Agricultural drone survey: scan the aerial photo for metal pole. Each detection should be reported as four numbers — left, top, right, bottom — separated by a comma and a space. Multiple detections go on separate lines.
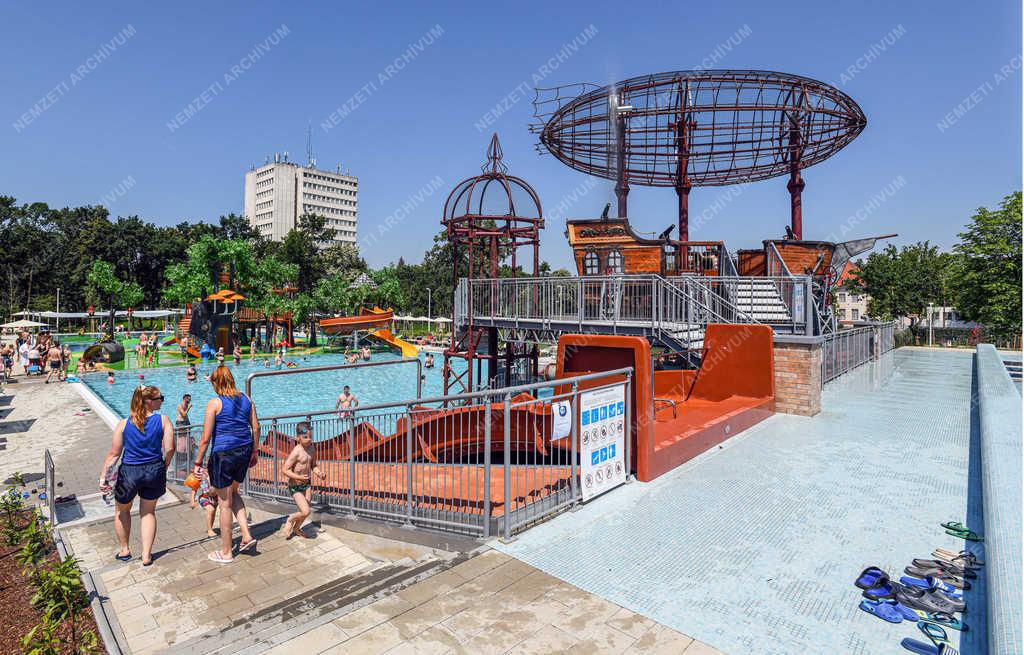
570, 382, 579, 502
502, 394, 512, 542
624, 374, 633, 481
483, 401, 492, 538
928, 302, 934, 346
427, 288, 432, 321
55, 288, 60, 334
405, 404, 414, 526
348, 415, 357, 517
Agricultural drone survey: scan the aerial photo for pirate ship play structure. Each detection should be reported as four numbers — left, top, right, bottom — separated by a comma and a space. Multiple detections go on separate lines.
199, 70, 900, 537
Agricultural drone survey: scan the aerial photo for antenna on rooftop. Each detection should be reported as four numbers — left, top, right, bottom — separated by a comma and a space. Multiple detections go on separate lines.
306, 121, 316, 168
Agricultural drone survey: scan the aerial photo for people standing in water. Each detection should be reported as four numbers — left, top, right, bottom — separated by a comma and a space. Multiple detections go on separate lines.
186, 363, 197, 382
249, 341, 256, 360
192, 365, 260, 564
233, 344, 242, 365
335, 386, 359, 417
424, 353, 435, 369
98, 385, 175, 566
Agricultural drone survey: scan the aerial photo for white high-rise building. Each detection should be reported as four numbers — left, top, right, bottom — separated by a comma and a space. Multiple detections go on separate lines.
244, 155, 358, 246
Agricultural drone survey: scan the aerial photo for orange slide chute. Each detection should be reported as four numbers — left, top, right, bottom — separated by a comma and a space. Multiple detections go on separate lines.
164, 336, 200, 359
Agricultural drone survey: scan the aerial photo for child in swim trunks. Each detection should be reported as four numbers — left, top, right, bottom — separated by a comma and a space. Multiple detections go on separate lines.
280, 422, 325, 539
189, 468, 219, 536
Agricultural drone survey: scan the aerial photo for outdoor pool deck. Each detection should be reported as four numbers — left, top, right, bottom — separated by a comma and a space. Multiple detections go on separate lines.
494, 348, 989, 654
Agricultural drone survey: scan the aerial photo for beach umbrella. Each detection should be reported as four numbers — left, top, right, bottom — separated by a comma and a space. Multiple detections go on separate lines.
1, 319, 47, 328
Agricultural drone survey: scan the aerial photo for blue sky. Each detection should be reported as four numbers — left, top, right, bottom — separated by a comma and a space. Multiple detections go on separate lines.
1, 1, 1020, 269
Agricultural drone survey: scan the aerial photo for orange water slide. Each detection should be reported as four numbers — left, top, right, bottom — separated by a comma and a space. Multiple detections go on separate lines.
163, 336, 201, 359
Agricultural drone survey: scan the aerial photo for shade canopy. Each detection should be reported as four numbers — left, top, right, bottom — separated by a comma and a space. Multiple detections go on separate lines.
1, 319, 47, 328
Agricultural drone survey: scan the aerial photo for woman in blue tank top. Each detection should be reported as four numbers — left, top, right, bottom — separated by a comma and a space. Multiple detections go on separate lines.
98, 385, 174, 566
193, 365, 261, 564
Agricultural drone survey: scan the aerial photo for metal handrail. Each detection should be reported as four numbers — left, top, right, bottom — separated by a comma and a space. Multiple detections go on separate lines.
766, 241, 794, 277
256, 366, 635, 422
245, 357, 423, 415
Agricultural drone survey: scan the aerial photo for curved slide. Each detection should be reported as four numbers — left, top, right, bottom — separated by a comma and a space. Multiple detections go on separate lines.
164, 336, 201, 359
367, 328, 419, 358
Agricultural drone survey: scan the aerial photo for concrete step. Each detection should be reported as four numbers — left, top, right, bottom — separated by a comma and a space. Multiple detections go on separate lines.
174, 551, 462, 655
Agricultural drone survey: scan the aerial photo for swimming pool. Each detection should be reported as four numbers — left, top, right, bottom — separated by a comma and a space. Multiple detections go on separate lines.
82, 352, 461, 422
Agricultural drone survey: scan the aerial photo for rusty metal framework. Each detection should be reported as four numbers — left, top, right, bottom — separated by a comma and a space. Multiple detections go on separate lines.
442, 134, 544, 396
532, 70, 866, 240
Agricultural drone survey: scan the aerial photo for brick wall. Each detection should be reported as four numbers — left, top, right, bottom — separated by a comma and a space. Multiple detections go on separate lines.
773, 339, 822, 416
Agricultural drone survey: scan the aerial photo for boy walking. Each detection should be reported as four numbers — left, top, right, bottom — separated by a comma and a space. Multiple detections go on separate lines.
280, 422, 324, 538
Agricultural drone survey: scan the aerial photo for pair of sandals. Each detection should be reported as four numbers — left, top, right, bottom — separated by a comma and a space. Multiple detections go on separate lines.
114, 551, 153, 567
207, 538, 258, 564
941, 521, 983, 542
901, 621, 960, 654
933, 548, 984, 570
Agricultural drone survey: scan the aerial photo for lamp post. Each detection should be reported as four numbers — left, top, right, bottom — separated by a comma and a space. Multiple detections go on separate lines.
928, 302, 934, 347
55, 288, 60, 334
426, 288, 432, 321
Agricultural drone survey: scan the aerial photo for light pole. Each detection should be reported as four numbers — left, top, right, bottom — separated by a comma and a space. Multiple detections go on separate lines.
55, 287, 60, 334
426, 288, 432, 321
928, 302, 934, 347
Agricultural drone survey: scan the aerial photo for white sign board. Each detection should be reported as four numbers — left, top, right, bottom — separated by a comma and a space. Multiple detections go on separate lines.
551, 400, 572, 441
579, 383, 627, 501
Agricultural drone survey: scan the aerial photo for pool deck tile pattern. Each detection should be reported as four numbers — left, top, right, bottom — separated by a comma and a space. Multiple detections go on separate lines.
494, 349, 989, 655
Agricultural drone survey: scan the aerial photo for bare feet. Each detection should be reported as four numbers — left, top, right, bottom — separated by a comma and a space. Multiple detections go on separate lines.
206, 530, 216, 537
279, 519, 293, 538
293, 525, 311, 539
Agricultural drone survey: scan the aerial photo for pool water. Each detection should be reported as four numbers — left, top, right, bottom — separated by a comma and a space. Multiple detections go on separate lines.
82, 352, 460, 421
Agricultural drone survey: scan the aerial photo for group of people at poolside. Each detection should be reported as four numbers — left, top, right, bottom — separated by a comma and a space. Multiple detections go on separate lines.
99, 362, 363, 565
1, 330, 73, 383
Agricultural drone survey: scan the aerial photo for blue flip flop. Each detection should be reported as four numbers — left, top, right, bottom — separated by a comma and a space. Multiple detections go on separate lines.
855, 566, 887, 589
917, 613, 967, 632
859, 599, 903, 623
114, 552, 132, 562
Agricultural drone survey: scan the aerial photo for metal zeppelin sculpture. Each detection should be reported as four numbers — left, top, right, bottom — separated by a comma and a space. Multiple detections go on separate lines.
532, 69, 867, 240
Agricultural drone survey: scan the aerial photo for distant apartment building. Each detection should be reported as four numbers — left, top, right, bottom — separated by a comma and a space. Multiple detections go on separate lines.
244, 154, 358, 246
836, 263, 979, 330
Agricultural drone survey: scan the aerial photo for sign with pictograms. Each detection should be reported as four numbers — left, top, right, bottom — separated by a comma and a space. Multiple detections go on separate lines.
579, 383, 627, 501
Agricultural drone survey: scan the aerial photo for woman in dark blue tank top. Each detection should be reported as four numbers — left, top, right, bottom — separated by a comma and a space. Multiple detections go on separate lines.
193, 365, 261, 564
98, 385, 174, 566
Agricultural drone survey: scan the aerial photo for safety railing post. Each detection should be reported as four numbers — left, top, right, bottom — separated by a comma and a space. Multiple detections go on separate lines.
347, 415, 357, 517
804, 276, 814, 335
405, 403, 414, 526
502, 393, 513, 542
624, 372, 633, 482
570, 382, 579, 503
483, 401, 492, 538
271, 418, 279, 499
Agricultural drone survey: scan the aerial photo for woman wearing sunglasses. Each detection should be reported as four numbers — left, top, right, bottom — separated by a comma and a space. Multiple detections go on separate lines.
99, 385, 175, 567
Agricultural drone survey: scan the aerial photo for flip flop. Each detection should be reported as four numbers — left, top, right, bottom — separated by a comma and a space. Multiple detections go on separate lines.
945, 528, 984, 542
933, 549, 984, 568
940, 521, 967, 532
114, 552, 132, 562
900, 638, 959, 655
855, 566, 887, 589
918, 613, 967, 632
208, 551, 233, 564
859, 599, 902, 623
919, 621, 954, 649
912, 559, 976, 579
904, 567, 971, 589
237, 538, 258, 553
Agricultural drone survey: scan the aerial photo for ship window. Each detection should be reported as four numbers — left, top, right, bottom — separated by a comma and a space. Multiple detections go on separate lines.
583, 251, 600, 275
606, 250, 623, 274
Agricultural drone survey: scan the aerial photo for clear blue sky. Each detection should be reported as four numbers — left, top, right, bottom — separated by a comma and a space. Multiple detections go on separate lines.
1, 1, 1020, 269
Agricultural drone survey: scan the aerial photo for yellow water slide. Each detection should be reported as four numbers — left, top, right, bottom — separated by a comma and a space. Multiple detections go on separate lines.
367, 328, 419, 358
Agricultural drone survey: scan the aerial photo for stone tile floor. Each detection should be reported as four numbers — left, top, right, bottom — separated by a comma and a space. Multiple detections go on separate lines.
267, 549, 721, 655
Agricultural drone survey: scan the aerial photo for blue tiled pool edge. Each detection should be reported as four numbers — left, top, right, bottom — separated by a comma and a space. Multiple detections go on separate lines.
975, 344, 1023, 653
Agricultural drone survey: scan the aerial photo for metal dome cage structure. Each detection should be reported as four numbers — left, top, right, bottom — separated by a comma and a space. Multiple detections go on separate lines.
532, 69, 867, 240
442, 134, 545, 396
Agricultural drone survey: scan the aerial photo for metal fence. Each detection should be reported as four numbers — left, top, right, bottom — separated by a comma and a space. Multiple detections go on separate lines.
822, 322, 897, 384
169, 367, 634, 539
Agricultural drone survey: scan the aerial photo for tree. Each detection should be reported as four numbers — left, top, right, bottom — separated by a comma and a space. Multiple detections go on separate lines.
86, 260, 143, 337
845, 242, 955, 337
953, 191, 1022, 340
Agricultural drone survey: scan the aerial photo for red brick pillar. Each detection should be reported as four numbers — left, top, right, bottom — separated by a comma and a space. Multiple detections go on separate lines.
772, 336, 823, 416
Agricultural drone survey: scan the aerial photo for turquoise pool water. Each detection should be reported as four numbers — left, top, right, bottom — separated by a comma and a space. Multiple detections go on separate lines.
82, 352, 460, 421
